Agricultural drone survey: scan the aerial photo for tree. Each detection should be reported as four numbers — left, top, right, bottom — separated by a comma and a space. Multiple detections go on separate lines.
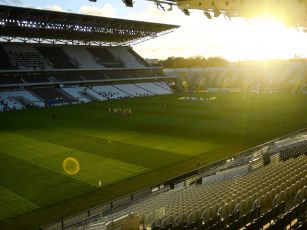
158, 56, 230, 68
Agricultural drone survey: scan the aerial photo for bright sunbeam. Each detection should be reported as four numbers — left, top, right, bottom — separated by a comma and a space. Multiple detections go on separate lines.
215, 16, 307, 61
134, 8, 307, 61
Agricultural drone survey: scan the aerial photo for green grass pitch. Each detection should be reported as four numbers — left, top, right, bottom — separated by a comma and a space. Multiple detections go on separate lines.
0, 92, 306, 229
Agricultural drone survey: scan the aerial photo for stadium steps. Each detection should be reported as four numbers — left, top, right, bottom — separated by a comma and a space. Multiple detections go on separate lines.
133, 83, 156, 95
61, 87, 91, 103
136, 83, 172, 95
55, 88, 77, 102
89, 154, 307, 230
88, 87, 109, 100
111, 84, 134, 97
81, 89, 101, 102
20, 78, 27, 84
86, 88, 108, 101
27, 89, 45, 103
153, 82, 173, 93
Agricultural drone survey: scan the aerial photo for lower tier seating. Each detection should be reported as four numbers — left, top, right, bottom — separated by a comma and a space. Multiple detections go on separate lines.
31, 87, 76, 105
85, 153, 307, 230
0, 82, 173, 111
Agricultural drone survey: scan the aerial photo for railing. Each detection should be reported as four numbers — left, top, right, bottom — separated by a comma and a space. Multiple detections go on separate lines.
42, 127, 307, 230
0, 76, 177, 89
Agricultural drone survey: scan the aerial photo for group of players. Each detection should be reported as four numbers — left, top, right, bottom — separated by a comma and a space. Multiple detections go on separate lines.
108, 107, 132, 116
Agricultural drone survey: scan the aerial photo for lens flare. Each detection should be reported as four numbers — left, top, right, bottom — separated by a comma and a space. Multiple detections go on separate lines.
63, 157, 80, 175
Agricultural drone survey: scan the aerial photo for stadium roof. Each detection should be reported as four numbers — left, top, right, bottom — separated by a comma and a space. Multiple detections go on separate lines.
0, 5, 179, 46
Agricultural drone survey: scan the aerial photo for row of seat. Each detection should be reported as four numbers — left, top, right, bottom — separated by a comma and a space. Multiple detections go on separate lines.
0, 44, 151, 70
0, 70, 164, 86
0, 82, 173, 111
86, 154, 306, 230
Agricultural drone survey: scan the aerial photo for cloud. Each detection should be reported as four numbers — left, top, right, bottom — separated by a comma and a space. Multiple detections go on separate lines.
45, 5, 67, 12
79, 4, 116, 18
0, 0, 24, 6
131, 7, 230, 58
126, 5, 307, 61
126, 5, 185, 24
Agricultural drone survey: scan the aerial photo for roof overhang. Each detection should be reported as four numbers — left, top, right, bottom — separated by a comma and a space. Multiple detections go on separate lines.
0, 5, 179, 46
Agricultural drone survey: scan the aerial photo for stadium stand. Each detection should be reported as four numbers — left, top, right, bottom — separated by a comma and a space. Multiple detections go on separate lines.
115, 84, 154, 97
108, 47, 148, 69
0, 4, 176, 113
30, 87, 76, 105
2, 43, 52, 70
0, 4, 306, 230
127, 47, 151, 67
36, 46, 78, 69
62, 86, 109, 103
61, 87, 92, 103
135, 83, 172, 95
0, 75, 23, 85
0, 90, 44, 108
22, 75, 51, 84
164, 61, 307, 93
61, 46, 103, 69
65, 131, 306, 230
0, 46, 16, 70
0, 91, 25, 110
87, 47, 125, 68
54, 73, 84, 82
91, 85, 131, 100
0, 45, 152, 71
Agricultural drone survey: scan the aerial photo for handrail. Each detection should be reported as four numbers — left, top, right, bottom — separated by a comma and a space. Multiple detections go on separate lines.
42, 127, 307, 230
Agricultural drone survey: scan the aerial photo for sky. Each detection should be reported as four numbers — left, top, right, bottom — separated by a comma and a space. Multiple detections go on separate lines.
1, 0, 307, 61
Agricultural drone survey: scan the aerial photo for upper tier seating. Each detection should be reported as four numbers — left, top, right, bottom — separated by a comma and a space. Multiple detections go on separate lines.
36, 46, 78, 69
105, 71, 131, 79
127, 47, 151, 67
3, 44, 52, 70
0, 44, 154, 72
108, 47, 148, 69
82, 72, 109, 81
0, 76, 23, 85
0, 46, 16, 70
87, 48, 125, 68
54, 73, 83, 82
62, 47, 103, 69
22, 76, 51, 84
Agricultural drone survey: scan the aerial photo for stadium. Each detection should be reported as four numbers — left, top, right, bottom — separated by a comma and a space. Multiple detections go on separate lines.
0, 1, 306, 230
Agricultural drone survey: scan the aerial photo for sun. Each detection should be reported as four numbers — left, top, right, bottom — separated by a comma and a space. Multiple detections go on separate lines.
224, 16, 306, 61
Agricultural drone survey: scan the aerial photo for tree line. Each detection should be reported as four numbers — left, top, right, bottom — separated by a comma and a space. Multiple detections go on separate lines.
157, 56, 230, 68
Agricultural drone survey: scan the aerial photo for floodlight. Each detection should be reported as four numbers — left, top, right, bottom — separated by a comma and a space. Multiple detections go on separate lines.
123, 0, 134, 7
168, 4, 173, 11
214, 9, 221, 17
203, 11, 212, 19
182, 9, 190, 16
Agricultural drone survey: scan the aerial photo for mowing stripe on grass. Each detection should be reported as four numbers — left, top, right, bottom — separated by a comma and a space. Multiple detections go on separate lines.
0, 185, 38, 221
1, 126, 188, 169
0, 132, 149, 187
0, 152, 94, 207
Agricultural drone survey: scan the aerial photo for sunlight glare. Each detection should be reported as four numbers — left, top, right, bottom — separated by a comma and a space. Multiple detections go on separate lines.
223, 16, 305, 60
